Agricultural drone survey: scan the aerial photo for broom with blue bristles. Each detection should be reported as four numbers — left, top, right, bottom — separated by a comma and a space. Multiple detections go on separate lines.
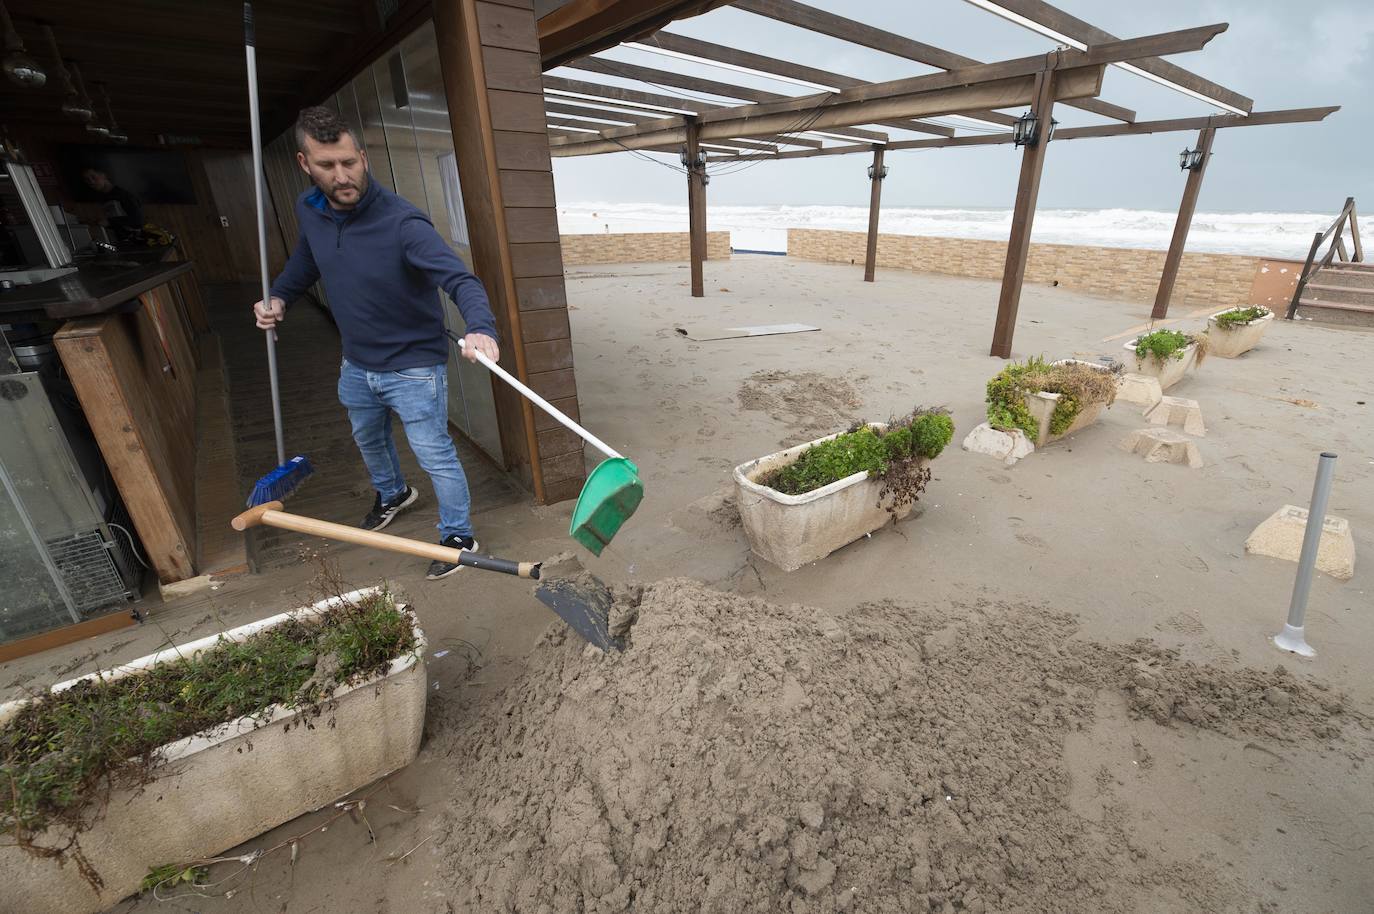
245, 1, 312, 507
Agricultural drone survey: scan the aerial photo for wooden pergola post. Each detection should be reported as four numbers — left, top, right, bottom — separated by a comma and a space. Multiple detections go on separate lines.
990, 68, 1056, 359
1152, 126, 1216, 319
864, 145, 886, 282
686, 118, 706, 297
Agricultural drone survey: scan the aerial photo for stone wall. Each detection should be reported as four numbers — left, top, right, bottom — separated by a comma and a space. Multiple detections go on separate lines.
560, 231, 732, 265
787, 228, 1267, 308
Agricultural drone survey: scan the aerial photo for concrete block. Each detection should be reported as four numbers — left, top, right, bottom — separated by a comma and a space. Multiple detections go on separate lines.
962, 421, 1035, 466
1145, 395, 1206, 436
1245, 505, 1355, 581
1116, 372, 1163, 409
1119, 427, 1204, 468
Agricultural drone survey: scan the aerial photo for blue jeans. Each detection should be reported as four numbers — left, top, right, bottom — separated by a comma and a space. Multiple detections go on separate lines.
338, 358, 472, 540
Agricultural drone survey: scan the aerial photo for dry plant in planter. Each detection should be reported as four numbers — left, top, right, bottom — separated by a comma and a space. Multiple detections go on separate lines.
986, 357, 1122, 441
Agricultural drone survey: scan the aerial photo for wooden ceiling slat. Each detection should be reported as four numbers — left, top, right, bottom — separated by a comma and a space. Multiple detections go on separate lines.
638, 31, 956, 136
976, 0, 1253, 114
733, 0, 1137, 123
713, 106, 1339, 161
563, 57, 890, 143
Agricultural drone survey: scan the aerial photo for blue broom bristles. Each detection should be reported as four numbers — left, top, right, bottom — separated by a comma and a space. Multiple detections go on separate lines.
247, 455, 314, 507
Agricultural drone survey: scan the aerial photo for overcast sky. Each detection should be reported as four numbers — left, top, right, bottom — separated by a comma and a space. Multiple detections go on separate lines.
549, 0, 1372, 213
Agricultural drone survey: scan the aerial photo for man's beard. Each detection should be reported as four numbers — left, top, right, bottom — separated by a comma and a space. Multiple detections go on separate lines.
319, 172, 368, 208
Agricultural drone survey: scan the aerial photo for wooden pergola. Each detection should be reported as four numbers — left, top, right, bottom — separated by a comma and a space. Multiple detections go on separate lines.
533, 0, 1339, 358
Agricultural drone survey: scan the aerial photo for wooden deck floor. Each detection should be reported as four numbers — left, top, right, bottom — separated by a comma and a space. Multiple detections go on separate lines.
204, 283, 525, 570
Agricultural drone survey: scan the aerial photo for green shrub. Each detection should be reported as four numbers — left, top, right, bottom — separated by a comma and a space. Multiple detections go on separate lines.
1134, 329, 1193, 361
760, 407, 954, 502
1213, 306, 1270, 329
766, 425, 888, 495
911, 412, 955, 459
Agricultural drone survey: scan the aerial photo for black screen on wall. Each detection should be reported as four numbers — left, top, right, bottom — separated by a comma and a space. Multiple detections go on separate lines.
57, 145, 198, 205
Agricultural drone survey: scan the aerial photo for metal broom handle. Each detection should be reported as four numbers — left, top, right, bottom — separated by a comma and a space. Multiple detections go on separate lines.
245, 2, 286, 467
446, 330, 622, 461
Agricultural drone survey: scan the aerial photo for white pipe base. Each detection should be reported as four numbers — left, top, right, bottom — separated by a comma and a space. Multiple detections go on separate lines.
1273, 623, 1316, 658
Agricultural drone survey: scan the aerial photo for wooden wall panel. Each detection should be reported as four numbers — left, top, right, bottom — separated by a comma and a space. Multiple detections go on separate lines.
515, 276, 568, 310
477, 2, 542, 52
201, 149, 291, 281
438, 0, 582, 503
53, 289, 200, 583
504, 207, 560, 244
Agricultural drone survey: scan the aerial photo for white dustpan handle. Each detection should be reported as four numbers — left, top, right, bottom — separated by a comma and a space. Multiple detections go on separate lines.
456, 338, 623, 461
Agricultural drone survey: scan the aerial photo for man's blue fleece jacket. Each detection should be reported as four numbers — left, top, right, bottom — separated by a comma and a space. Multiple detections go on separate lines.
270, 178, 498, 371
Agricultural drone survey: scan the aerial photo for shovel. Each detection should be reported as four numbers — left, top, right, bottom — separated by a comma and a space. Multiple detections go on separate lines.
231, 502, 623, 650
447, 331, 642, 555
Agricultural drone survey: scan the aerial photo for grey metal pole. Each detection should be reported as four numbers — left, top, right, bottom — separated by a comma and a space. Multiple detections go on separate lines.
1274, 452, 1337, 657
245, 2, 287, 467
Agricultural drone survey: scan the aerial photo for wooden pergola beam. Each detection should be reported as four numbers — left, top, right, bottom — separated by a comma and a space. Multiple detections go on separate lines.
733, 0, 1138, 123
709, 106, 1340, 161
991, 69, 1056, 359
970, 0, 1253, 114
864, 146, 886, 283
543, 73, 715, 112
635, 31, 956, 136
550, 65, 1104, 155
551, 24, 1229, 157
561, 57, 892, 143
1152, 127, 1216, 319
686, 119, 707, 296
538, 0, 733, 69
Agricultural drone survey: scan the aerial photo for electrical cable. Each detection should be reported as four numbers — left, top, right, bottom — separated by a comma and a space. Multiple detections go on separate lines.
108, 522, 152, 569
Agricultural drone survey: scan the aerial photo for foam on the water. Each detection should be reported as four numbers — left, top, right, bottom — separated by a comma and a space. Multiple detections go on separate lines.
557, 202, 1331, 259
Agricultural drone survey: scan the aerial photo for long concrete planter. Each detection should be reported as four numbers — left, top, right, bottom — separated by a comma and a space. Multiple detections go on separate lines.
1022, 358, 1114, 447
1206, 307, 1274, 358
1122, 339, 1198, 391
734, 424, 922, 572
0, 587, 427, 914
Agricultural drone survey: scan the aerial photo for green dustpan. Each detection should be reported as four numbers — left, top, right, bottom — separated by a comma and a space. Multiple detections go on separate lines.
571, 458, 644, 555
447, 332, 644, 555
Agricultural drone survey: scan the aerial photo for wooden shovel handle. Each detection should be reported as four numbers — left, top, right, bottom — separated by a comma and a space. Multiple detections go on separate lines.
230, 503, 540, 579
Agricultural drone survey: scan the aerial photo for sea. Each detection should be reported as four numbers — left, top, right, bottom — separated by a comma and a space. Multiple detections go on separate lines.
555, 202, 1332, 260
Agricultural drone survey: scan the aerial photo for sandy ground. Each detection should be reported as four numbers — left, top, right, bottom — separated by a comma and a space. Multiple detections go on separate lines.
3, 256, 1371, 913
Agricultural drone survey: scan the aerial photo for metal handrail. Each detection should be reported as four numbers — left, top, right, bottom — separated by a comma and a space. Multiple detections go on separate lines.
1288, 197, 1363, 319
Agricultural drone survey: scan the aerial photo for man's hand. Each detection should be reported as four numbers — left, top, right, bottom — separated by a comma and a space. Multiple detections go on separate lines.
462, 333, 499, 364
253, 296, 286, 330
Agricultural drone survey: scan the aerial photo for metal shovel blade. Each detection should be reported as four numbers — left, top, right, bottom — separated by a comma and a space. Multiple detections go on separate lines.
535, 574, 624, 651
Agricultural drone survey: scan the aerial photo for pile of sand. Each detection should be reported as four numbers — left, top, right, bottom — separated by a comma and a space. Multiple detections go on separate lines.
738, 370, 866, 446
435, 581, 1355, 914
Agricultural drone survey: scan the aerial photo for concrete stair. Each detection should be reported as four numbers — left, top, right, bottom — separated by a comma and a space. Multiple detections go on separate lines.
1296, 261, 1374, 327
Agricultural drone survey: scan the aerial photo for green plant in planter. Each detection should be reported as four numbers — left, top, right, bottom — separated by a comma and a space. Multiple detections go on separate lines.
1133, 328, 1211, 366
985, 357, 1121, 440
761, 407, 954, 516
1212, 305, 1271, 329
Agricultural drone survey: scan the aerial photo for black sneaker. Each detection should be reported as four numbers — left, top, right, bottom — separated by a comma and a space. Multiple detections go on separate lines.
427, 534, 478, 580
361, 487, 418, 532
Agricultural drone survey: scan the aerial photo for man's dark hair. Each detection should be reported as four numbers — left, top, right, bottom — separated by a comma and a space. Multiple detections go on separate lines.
295, 106, 356, 152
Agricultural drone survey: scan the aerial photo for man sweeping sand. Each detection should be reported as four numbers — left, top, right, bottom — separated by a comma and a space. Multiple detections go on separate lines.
253, 106, 498, 579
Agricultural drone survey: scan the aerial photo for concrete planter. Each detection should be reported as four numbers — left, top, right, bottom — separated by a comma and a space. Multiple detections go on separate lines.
1021, 359, 1115, 447
1122, 339, 1198, 391
734, 424, 923, 572
0, 587, 427, 914
1206, 308, 1274, 358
